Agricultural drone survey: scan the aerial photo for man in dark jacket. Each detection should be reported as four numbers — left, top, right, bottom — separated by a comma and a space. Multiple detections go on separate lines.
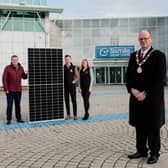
126, 30, 166, 164
64, 54, 79, 120
2, 55, 27, 125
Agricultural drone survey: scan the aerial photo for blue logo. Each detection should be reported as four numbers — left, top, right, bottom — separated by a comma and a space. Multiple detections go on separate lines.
96, 46, 135, 59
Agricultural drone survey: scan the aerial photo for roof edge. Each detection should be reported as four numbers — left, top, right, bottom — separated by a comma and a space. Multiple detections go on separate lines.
0, 4, 63, 13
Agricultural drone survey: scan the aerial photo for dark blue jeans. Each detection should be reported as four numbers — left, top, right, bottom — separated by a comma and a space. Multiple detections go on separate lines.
6, 92, 22, 121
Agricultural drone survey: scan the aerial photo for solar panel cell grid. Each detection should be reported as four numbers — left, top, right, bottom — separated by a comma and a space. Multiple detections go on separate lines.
28, 48, 64, 122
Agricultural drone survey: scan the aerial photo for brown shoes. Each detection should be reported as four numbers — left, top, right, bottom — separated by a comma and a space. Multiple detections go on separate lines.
74, 115, 78, 120
65, 115, 78, 120
65, 115, 71, 120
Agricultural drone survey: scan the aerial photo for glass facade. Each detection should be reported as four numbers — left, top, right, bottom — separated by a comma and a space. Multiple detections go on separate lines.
0, 4, 48, 87
0, 11, 168, 85
55, 17, 168, 84
0, 10, 45, 32
0, 0, 47, 6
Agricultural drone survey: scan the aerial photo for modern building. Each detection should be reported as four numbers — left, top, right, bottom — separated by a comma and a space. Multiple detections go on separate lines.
0, 0, 63, 86
54, 18, 168, 84
0, 0, 168, 86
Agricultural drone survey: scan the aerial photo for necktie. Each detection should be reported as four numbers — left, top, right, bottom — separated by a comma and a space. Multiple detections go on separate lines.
140, 52, 144, 61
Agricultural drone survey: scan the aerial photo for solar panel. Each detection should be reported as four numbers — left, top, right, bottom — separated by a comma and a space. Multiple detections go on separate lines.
28, 48, 64, 122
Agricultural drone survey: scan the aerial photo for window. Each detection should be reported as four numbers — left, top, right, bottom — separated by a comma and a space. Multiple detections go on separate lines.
13, 19, 23, 31
11, 0, 20, 4
25, 0, 32, 5
24, 21, 34, 32
40, 0, 47, 6
32, 0, 40, 5
0, 11, 45, 32
82, 19, 91, 28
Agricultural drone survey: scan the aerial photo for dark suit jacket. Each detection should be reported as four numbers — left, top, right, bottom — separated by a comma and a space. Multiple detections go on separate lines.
126, 47, 166, 129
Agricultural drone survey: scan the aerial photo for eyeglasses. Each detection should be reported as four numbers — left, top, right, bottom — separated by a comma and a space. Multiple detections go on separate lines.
139, 37, 150, 41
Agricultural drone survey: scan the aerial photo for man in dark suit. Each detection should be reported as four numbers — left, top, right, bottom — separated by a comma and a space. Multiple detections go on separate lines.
126, 30, 166, 164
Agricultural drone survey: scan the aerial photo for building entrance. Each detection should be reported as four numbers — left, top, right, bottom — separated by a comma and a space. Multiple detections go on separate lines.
94, 66, 127, 84
95, 67, 105, 84
110, 67, 121, 84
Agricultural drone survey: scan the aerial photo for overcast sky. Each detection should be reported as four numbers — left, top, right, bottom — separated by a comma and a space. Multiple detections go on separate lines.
48, 0, 168, 19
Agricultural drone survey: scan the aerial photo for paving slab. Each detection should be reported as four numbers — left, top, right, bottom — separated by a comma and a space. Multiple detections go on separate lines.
0, 85, 168, 168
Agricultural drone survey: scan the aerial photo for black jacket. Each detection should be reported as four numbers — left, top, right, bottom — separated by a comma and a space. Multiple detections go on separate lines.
64, 63, 76, 88
80, 68, 91, 91
126, 47, 166, 129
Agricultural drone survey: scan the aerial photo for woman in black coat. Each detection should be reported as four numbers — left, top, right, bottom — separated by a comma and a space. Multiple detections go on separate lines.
79, 59, 94, 120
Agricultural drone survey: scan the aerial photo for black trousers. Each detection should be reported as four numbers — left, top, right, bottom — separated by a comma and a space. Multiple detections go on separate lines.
136, 127, 160, 157
6, 92, 22, 121
81, 90, 90, 115
64, 86, 77, 116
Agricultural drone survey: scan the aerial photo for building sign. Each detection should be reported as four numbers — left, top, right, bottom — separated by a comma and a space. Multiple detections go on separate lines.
95, 45, 135, 59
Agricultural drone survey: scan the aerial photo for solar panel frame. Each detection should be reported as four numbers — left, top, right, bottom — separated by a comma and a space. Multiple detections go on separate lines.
28, 48, 64, 122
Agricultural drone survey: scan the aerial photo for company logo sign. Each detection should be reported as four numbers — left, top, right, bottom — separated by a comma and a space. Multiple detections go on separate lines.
96, 46, 135, 59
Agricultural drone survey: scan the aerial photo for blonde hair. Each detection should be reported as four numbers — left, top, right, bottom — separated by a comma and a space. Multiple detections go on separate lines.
81, 59, 90, 69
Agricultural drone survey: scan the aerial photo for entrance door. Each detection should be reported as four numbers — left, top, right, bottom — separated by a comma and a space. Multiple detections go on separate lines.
123, 67, 127, 83
95, 67, 105, 84
110, 67, 121, 84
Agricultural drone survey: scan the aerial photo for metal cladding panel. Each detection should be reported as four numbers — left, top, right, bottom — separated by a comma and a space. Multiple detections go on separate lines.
28, 48, 64, 122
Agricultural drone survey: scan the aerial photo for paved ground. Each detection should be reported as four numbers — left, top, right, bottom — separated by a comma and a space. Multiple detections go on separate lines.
0, 85, 168, 168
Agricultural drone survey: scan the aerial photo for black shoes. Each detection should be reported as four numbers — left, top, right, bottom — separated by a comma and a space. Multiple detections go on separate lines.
6, 120, 11, 125
147, 155, 158, 164
82, 113, 89, 120
17, 120, 24, 123
128, 152, 158, 164
128, 152, 148, 159
6, 120, 24, 125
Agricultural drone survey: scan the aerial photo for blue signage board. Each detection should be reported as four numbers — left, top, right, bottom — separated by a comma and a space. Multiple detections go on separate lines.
95, 45, 135, 59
